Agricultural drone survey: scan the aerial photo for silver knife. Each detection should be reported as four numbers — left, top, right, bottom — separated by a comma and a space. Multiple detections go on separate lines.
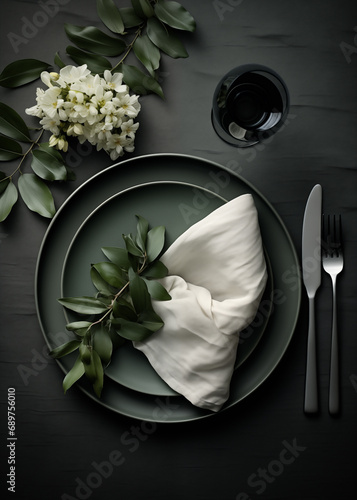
302, 184, 322, 413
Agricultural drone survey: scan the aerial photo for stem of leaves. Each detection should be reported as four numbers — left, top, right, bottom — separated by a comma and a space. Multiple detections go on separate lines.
111, 26, 143, 73
87, 252, 147, 331
3, 129, 44, 180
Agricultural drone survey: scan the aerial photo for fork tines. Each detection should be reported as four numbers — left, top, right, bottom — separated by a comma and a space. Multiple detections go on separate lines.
322, 214, 342, 257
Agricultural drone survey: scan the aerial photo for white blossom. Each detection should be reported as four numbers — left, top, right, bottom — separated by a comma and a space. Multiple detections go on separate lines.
117, 93, 141, 118
25, 64, 140, 159
36, 87, 64, 120
49, 134, 68, 152
121, 119, 140, 139
39, 115, 61, 135
57, 64, 91, 85
103, 70, 127, 93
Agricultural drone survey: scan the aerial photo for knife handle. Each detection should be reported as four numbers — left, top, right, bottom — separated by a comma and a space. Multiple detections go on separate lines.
304, 297, 318, 413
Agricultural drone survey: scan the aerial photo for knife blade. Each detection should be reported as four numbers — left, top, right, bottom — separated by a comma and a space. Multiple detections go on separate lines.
302, 184, 322, 414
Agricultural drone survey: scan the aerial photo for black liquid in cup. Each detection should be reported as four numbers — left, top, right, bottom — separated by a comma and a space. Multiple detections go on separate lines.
212, 64, 289, 147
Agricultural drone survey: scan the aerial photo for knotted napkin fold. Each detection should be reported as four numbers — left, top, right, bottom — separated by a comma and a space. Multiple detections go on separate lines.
134, 194, 267, 412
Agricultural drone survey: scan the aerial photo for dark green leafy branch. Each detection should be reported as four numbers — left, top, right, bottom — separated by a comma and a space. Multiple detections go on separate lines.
0, 102, 73, 222
0, 1, 196, 222
0, 0, 196, 96
51, 215, 171, 397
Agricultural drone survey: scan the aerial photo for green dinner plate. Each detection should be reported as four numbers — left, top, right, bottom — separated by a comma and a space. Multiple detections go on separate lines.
35, 153, 301, 422
61, 181, 274, 397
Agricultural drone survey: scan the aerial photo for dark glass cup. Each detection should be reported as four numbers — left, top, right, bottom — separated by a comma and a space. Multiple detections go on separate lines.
212, 64, 290, 148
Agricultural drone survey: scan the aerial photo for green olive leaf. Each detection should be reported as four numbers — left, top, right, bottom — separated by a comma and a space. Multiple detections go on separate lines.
31, 149, 67, 181
142, 277, 171, 301
131, 0, 154, 19
0, 181, 18, 222
90, 266, 117, 295
49, 339, 82, 358
128, 268, 151, 313
135, 214, 149, 252
101, 246, 131, 270
0, 172, 9, 195
111, 297, 137, 321
133, 34, 161, 76
39, 143, 75, 180
63, 355, 85, 394
58, 296, 108, 315
142, 260, 168, 279
121, 63, 164, 98
92, 261, 127, 288
147, 17, 188, 58
38, 142, 65, 162
79, 342, 92, 365
66, 321, 92, 336
154, 0, 196, 32
146, 225, 165, 262
138, 309, 165, 332
18, 173, 55, 218
122, 232, 144, 257
66, 46, 112, 74
0, 136, 22, 161
97, 0, 125, 34
111, 317, 153, 342
92, 350, 104, 397
119, 7, 143, 28
0, 59, 50, 88
96, 294, 112, 306
65, 24, 126, 56
83, 352, 97, 382
108, 326, 126, 349
0, 102, 31, 142
93, 324, 113, 365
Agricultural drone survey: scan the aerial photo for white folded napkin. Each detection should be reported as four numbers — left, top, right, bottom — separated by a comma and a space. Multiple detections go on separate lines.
134, 194, 267, 412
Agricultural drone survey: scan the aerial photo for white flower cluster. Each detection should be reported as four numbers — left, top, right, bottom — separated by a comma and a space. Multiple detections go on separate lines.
26, 64, 141, 160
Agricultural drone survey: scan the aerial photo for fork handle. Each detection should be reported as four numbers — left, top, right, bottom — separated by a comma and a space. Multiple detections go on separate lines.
304, 296, 318, 413
329, 277, 339, 415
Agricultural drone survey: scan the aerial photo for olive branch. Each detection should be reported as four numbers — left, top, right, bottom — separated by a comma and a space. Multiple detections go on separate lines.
51, 214, 171, 397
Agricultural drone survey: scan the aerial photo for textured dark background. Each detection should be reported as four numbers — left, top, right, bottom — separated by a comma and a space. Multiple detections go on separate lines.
0, 1, 356, 499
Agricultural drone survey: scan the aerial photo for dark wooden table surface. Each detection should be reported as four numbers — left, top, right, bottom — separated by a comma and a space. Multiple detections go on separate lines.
1, 1, 356, 499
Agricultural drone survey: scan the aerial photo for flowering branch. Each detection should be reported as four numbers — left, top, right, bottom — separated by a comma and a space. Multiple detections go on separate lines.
0, 1, 196, 223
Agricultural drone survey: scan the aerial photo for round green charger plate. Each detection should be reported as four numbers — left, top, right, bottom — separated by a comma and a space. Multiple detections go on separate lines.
35, 153, 301, 422
61, 181, 274, 397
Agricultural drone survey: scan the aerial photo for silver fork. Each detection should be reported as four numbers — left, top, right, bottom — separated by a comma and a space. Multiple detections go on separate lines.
322, 214, 344, 415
